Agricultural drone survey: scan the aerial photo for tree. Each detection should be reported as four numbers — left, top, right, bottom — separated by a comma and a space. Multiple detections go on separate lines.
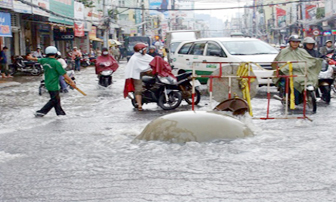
77, 0, 95, 8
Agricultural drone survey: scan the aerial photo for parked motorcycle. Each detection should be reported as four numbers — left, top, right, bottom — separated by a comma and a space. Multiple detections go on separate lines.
95, 54, 119, 87
39, 70, 76, 95
129, 75, 183, 110
9, 56, 43, 76
80, 53, 90, 67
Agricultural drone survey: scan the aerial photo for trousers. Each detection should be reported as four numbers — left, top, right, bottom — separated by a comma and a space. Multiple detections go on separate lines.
37, 91, 66, 115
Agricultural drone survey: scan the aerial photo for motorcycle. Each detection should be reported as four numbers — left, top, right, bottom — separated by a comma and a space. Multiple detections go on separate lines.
175, 72, 202, 105
129, 75, 183, 110
80, 53, 90, 67
9, 56, 43, 76
39, 70, 76, 95
95, 55, 119, 87
274, 78, 317, 113
317, 59, 334, 104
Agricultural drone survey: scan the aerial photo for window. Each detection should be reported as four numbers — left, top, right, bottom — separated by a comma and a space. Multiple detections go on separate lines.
178, 42, 193, 54
206, 42, 226, 57
189, 43, 206, 55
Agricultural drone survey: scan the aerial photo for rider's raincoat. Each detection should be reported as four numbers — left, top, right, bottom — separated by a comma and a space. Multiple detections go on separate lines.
272, 47, 322, 92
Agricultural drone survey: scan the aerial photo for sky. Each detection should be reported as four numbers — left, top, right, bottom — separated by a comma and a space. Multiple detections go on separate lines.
194, 1, 252, 23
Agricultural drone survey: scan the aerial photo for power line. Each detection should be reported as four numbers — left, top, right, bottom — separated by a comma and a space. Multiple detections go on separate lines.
117, 0, 321, 11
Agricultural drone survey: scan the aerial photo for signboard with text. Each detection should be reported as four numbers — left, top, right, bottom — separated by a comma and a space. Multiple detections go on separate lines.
0, 12, 12, 37
49, 0, 74, 25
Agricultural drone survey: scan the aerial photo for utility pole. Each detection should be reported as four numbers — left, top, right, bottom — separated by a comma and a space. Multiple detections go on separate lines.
103, 0, 109, 47
142, 0, 145, 36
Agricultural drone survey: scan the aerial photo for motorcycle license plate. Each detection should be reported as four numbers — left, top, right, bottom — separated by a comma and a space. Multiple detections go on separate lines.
190, 80, 201, 87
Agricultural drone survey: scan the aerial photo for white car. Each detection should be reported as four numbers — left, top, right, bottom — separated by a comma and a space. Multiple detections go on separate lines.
171, 37, 279, 86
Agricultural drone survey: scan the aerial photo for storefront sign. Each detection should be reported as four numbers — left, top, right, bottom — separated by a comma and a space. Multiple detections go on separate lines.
0, 12, 12, 37
332, 30, 336, 35
54, 29, 74, 41
49, 0, 74, 25
0, 0, 13, 9
74, 22, 84, 37
323, 31, 332, 36
32, 0, 50, 17
14, 0, 32, 13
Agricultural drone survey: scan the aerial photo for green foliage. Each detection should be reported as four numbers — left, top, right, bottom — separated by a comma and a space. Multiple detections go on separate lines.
316, 7, 325, 19
77, 0, 95, 8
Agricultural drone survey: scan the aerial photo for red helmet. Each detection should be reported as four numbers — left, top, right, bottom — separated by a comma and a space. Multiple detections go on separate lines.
133, 43, 147, 52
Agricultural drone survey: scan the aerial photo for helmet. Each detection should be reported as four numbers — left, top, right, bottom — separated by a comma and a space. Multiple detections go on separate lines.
133, 43, 147, 53
56, 51, 61, 57
288, 35, 301, 42
102, 47, 109, 56
45, 46, 58, 55
302, 37, 316, 44
280, 44, 287, 47
149, 46, 156, 50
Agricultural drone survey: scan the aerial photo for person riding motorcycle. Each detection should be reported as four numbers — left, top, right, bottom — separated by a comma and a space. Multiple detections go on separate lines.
148, 46, 162, 58
272, 35, 322, 106
320, 40, 334, 56
95, 47, 118, 75
123, 43, 153, 111
302, 37, 322, 58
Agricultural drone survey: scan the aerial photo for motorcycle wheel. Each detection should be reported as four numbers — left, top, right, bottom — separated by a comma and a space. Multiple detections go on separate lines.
306, 91, 317, 113
8, 65, 16, 75
30, 65, 42, 76
320, 85, 331, 103
184, 88, 201, 105
81, 62, 89, 67
158, 91, 182, 110
332, 79, 336, 93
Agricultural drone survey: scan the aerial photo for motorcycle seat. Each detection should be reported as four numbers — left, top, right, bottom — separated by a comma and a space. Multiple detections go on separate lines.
142, 76, 156, 85
176, 72, 192, 82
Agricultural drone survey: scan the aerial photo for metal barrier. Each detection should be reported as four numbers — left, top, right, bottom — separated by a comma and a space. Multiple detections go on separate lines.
190, 61, 312, 120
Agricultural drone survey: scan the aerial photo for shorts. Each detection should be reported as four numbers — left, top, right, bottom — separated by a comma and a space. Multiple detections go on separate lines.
0, 63, 7, 72
133, 79, 143, 95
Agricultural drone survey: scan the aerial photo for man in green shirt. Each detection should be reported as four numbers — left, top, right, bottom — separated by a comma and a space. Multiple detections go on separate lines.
28, 46, 76, 117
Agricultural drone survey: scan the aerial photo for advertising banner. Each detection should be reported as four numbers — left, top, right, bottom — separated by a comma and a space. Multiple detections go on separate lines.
276, 7, 286, 27
14, 0, 32, 13
149, 0, 169, 19
0, 12, 12, 37
0, 0, 13, 9
32, 0, 49, 17
49, 0, 74, 25
74, 1, 84, 37
305, 5, 317, 20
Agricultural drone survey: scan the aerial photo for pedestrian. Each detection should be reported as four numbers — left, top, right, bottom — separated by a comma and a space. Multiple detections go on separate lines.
71, 46, 82, 71
32, 47, 43, 58
124, 43, 153, 111
111, 45, 121, 62
0, 46, 12, 78
27, 46, 76, 117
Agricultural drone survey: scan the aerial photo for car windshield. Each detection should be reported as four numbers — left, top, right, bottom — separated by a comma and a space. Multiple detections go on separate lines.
170, 42, 182, 53
221, 40, 278, 55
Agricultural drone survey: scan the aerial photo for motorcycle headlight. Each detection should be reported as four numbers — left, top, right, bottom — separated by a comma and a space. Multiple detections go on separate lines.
101, 70, 113, 76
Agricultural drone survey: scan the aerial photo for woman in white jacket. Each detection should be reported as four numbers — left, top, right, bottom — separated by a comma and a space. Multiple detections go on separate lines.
57, 51, 69, 93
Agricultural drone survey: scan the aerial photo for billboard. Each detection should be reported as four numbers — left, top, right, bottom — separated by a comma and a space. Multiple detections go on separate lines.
149, 0, 169, 19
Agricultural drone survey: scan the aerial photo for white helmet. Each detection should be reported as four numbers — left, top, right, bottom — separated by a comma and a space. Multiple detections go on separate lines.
57, 51, 61, 57
45, 46, 58, 55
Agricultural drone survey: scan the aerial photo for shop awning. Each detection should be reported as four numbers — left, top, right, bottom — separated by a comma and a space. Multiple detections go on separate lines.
89, 36, 103, 42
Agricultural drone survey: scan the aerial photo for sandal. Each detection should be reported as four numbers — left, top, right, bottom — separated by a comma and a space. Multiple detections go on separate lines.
138, 106, 143, 111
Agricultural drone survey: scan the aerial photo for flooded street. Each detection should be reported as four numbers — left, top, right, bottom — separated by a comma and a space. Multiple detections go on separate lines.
1, 61, 336, 201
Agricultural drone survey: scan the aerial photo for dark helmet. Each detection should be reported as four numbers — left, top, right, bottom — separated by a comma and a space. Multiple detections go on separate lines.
133, 43, 147, 52
288, 35, 301, 42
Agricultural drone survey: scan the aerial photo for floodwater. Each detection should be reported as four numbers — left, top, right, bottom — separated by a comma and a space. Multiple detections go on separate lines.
1, 61, 336, 201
